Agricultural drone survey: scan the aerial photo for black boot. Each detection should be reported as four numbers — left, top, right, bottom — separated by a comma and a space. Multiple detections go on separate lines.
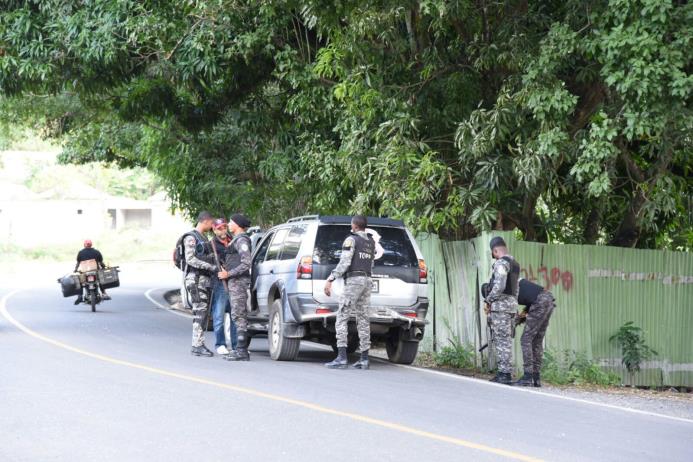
533, 372, 542, 388
74, 296, 83, 305
191, 345, 214, 357
225, 332, 250, 361
513, 372, 534, 387
489, 372, 512, 384
325, 347, 348, 369
351, 350, 370, 370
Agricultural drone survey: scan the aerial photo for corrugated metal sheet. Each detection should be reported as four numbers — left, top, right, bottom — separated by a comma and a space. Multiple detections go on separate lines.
415, 232, 693, 386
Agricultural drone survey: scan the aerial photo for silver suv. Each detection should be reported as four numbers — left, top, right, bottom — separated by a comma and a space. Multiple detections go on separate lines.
249, 215, 429, 364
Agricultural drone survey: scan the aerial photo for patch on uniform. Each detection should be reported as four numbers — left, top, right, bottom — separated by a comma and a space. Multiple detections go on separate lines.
342, 237, 354, 250
241, 243, 249, 252
496, 264, 508, 276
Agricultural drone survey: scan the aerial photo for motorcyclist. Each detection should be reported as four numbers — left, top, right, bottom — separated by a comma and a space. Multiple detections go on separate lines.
74, 239, 110, 304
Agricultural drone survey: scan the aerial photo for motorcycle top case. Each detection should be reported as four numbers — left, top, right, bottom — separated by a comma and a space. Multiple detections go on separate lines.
59, 274, 82, 298
98, 267, 120, 289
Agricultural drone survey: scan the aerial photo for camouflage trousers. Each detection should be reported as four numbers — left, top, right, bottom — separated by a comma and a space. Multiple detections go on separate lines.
335, 276, 371, 352
490, 308, 515, 374
520, 291, 555, 374
228, 277, 250, 333
185, 273, 211, 348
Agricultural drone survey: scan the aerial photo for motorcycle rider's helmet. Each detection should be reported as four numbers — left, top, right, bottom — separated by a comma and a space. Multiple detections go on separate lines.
84, 239, 93, 248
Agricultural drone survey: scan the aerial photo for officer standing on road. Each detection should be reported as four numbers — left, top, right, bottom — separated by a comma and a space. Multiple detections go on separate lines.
513, 279, 555, 387
218, 213, 252, 362
485, 237, 520, 384
324, 215, 375, 370
185, 211, 218, 357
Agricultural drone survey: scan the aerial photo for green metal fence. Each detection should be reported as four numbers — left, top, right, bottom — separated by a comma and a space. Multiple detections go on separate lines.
416, 232, 693, 386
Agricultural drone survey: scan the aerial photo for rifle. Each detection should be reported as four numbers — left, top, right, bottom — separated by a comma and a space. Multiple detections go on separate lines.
478, 306, 524, 352
210, 237, 229, 292
479, 314, 494, 353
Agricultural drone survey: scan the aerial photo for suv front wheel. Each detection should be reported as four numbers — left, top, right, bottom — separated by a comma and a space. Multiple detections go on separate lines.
268, 299, 301, 361
386, 329, 419, 364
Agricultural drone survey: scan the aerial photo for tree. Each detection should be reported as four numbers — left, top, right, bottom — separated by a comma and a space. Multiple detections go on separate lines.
0, 0, 690, 248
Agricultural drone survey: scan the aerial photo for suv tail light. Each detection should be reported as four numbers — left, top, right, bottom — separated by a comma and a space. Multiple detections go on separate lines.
297, 256, 313, 279
418, 259, 428, 284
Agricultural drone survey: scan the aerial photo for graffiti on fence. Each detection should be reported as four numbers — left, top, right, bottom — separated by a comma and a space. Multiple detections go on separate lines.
521, 264, 574, 292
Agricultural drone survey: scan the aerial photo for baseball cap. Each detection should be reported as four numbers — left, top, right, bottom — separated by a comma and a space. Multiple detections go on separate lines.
213, 218, 228, 229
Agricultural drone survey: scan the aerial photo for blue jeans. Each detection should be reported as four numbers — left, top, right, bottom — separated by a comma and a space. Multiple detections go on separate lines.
211, 280, 237, 349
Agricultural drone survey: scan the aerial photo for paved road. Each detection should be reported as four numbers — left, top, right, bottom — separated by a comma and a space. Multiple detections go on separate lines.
1, 268, 691, 462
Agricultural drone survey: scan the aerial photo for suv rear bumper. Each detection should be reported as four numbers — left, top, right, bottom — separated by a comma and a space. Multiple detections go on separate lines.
287, 293, 429, 327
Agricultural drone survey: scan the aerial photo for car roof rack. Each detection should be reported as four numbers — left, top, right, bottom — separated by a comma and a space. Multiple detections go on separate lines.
285, 215, 405, 227
316, 215, 405, 227
287, 215, 320, 223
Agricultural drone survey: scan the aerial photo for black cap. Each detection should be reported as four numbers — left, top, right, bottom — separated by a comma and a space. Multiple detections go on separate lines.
230, 213, 251, 229
489, 236, 506, 250
197, 211, 213, 223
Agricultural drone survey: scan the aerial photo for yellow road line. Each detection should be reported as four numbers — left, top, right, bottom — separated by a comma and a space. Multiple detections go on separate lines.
0, 290, 543, 462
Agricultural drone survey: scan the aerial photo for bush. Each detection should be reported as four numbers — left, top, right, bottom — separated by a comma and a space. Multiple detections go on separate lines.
610, 321, 658, 385
542, 350, 620, 386
433, 338, 477, 370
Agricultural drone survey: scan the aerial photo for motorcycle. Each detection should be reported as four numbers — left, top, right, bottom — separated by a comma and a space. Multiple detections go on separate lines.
81, 269, 102, 312
58, 264, 119, 312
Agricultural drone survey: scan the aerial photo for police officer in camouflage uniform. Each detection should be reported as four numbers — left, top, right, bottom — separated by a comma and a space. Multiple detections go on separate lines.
218, 213, 253, 362
485, 237, 520, 384
513, 279, 555, 387
185, 211, 218, 357
324, 215, 375, 370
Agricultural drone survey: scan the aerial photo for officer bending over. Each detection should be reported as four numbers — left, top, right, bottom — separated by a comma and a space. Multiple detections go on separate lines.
514, 279, 555, 387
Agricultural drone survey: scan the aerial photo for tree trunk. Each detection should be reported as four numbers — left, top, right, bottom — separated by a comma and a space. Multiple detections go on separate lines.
609, 191, 646, 247
609, 146, 674, 247
583, 205, 602, 245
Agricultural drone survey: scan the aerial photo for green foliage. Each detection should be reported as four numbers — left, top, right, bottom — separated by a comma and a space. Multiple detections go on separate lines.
610, 321, 658, 379
433, 338, 477, 370
542, 350, 621, 387
0, 0, 690, 247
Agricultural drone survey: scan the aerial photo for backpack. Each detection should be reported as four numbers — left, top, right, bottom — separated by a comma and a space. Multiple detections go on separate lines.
173, 230, 205, 271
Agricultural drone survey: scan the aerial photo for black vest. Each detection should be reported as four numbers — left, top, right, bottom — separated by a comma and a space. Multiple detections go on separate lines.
498, 256, 520, 296
347, 233, 375, 275
225, 233, 251, 277
518, 279, 543, 306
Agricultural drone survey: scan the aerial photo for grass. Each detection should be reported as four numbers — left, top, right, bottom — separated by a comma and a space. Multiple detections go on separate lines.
415, 344, 621, 388
432, 339, 478, 370
541, 349, 621, 387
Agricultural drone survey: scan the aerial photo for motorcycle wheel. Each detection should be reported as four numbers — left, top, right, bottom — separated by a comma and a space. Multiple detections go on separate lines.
90, 289, 97, 312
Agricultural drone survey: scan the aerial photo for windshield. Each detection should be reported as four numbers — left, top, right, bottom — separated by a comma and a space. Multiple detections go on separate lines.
313, 225, 418, 267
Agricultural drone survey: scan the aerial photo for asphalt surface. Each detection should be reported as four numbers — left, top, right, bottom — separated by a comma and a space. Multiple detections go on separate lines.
1, 266, 692, 462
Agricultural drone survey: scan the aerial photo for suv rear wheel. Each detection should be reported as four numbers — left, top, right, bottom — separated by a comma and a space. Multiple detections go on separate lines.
268, 299, 300, 361
386, 330, 419, 364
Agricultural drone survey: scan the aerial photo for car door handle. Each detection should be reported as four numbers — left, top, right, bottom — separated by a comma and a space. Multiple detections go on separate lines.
269, 269, 274, 274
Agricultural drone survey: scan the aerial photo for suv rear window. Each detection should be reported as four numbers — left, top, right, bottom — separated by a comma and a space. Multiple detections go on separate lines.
313, 225, 418, 267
